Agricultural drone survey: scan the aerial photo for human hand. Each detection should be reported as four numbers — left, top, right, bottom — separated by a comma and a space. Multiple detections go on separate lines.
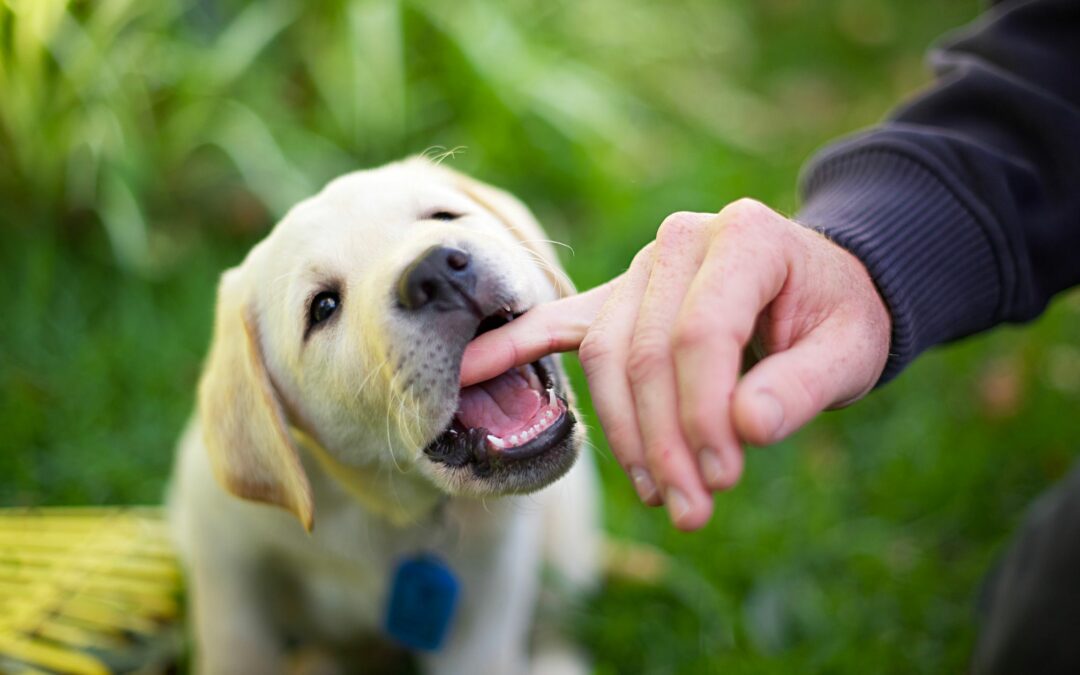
461, 200, 891, 530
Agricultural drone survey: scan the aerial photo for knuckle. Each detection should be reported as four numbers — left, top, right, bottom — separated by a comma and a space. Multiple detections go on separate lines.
656, 212, 707, 248
719, 198, 770, 230
577, 331, 611, 374
674, 314, 748, 357
670, 318, 714, 352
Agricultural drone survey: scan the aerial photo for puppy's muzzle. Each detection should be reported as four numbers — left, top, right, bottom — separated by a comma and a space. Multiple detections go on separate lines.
397, 246, 482, 316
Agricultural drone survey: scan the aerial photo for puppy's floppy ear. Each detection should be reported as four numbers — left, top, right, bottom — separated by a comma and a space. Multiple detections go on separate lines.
421, 159, 576, 297
198, 269, 314, 531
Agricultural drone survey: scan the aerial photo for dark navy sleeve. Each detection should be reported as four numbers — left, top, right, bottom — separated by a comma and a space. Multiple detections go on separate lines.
796, 0, 1080, 383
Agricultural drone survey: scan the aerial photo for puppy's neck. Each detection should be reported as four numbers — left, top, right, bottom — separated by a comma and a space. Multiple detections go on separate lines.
291, 427, 445, 528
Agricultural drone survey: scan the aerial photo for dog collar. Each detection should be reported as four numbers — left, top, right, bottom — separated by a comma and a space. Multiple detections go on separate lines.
290, 427, 444, 528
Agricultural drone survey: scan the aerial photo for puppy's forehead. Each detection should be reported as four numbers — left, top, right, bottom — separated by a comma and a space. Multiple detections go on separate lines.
255, 163, 473, 267
306, 164, 469, 227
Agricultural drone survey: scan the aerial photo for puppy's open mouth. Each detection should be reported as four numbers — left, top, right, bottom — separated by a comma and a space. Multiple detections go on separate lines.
423, 311, 575, 475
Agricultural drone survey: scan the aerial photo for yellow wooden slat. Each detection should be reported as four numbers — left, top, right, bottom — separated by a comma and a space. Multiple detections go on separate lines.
0, 578, 180, 619
0, 633, 110, 675
44, 598, 158, 634
0, 510, 172, 541
32, 617, 128, 652
0, 529, 175, 554
0, 548, 179, 582
3, 591, 172, 632
0, 565, 177, 600
0, 506, 166, 519
0, 514, 168, 530
10, 667, 54, 675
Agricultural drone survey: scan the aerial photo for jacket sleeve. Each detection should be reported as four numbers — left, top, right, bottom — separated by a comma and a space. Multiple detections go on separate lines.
796, 0, 1080, 383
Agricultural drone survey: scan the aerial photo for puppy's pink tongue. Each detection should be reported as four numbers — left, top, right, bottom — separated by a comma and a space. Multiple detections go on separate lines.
455, 367, 542, 438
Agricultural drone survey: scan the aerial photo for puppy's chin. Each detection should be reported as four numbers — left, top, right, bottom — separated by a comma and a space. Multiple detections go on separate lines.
416, 352, 582, 497
420, 427, 582, 498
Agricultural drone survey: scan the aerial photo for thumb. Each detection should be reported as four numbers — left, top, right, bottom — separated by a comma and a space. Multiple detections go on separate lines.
731, 327, 882, 446
459, 279, 617, 386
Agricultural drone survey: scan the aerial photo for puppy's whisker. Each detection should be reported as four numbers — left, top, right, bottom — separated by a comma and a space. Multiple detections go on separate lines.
420, 145, 466, 165
353, 357, 389, 407
518, 247, 575, 291
386, 368, 427, 460
395, 390, 423, 454
382, 460, 405, 513
384, 371, 407, 475
581, 438, 610, 463
405, 395, 427, 462
516, 238, 576, 255
411, 396, 424, 455
268, 267, 302, 287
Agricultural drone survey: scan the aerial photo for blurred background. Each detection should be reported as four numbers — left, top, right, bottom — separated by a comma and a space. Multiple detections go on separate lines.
4, 0, 1080, 671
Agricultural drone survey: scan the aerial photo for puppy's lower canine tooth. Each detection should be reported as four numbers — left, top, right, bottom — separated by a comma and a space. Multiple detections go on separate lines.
487, 435, 506, 449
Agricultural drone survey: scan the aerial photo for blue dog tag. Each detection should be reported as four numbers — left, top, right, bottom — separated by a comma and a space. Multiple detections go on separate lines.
384, 554, 460, 652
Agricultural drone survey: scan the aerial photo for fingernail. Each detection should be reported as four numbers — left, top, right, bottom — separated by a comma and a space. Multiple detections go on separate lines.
666, 486, 690, 525
629, 466, 658, 503
698, 448, 725, 487
756, 391, 784, 440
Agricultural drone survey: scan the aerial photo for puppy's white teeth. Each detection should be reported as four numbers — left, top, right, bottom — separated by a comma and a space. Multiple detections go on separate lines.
487, 435, 506, 449
545, 410, 554, 419
510, 434, 519, 445
546, 389, 557, 407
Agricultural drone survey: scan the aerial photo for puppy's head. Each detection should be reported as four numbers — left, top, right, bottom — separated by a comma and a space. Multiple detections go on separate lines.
198, 158, 580, 529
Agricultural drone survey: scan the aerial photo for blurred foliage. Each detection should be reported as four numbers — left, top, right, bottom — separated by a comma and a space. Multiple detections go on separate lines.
6, 0, 1080, 672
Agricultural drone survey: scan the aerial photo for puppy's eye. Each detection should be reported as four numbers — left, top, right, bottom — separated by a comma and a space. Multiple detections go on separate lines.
309, 291, 340, 326
428, 211, 461, 221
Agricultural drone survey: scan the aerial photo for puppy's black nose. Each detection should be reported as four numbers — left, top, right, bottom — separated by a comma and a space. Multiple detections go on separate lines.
398, 246, 477, 312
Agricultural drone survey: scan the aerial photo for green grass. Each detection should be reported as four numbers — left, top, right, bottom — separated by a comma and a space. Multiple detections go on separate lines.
7, 0, 1080, 671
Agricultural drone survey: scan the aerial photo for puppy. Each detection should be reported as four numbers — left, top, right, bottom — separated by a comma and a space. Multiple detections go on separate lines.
168, 158, 600, 675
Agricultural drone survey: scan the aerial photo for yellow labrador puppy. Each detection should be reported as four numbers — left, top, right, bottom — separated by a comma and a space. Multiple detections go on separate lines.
168, 158, 599, 674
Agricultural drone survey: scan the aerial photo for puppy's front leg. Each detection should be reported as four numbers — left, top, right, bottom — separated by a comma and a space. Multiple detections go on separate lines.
188, 539, 286, 675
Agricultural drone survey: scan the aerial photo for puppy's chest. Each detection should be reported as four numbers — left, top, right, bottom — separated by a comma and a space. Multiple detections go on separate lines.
276, 503, 493, 643
294, 556, 388, 639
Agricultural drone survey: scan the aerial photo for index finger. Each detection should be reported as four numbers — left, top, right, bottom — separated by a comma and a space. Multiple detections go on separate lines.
459, 279, 618, 386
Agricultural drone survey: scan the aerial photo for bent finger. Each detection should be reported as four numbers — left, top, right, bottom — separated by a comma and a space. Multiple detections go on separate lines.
580, 245, 659, 505
628, 213, 715, 529
673, 210, 788, 490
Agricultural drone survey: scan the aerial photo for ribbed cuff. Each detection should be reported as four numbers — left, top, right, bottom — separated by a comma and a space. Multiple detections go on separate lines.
798, 145, 1003, 384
